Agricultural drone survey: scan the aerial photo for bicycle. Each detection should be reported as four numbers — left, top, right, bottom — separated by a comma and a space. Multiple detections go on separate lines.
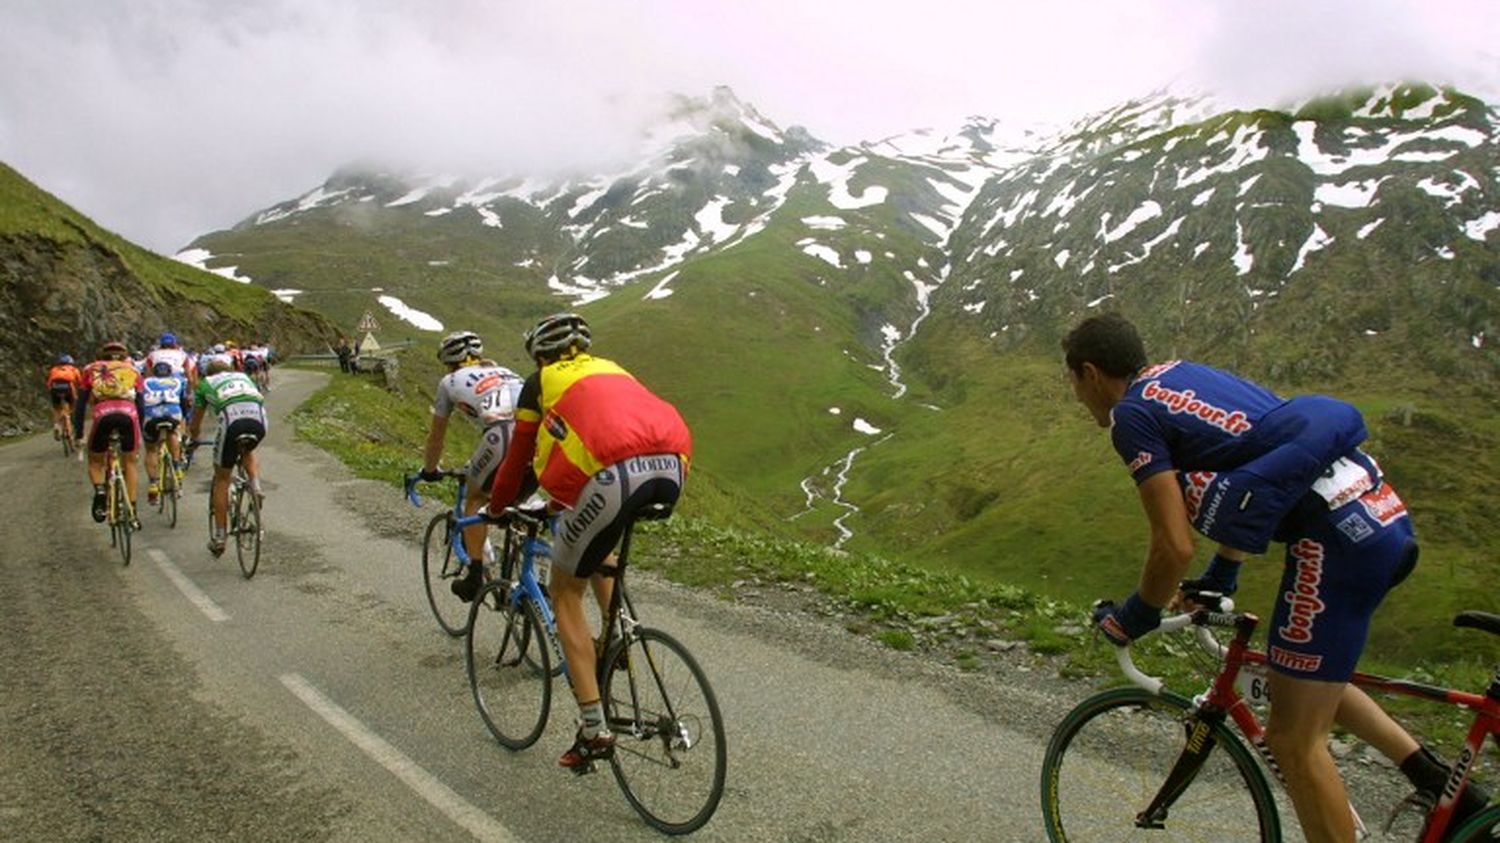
193, 435, 263, 578
465, 501, 727, 835
404, 469, 505, 636
55, 410, 77, 458
152, 423, 184, 528
1040, 597, 1500, 842
103, 430, 135, 566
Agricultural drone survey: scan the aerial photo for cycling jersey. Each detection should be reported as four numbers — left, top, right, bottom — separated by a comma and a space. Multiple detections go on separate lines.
1110, 360, 1372, 554
47, 364, 81, 406
141, 375, 188, 423
433, 363, 523, 427
194, 371, 264, 416
493, 352, 692, 509
145, 347, 193, 379
78, 359, 141, 452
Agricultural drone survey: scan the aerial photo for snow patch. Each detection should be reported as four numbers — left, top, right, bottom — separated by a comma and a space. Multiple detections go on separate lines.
378, 295, 444, 331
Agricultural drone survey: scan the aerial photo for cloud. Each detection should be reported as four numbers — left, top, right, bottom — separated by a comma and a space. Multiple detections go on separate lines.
0, 0, 1494, 252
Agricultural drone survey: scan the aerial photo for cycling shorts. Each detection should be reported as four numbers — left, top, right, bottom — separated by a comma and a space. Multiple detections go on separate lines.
1264, 482, 1417, 682
548, 453, 683, 578
142, 416, 181, 445
49, 383, 75, 408
88, 410, 140, 454
245, 357, 264, 372
212, 404, 268, 469
466, 423, 511, 494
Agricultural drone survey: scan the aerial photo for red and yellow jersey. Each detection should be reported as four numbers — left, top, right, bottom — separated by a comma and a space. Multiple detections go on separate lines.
47, 364, 82, 390
515, 353, 692, 508
80, 359, 141, 404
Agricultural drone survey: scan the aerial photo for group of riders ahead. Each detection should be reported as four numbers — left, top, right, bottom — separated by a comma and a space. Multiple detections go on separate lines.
43, 310, 1488, 841
45, 333, 273, 556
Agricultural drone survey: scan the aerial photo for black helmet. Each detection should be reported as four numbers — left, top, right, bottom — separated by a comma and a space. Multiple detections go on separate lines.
523, 313, 591, 359
152, 361, 173, 377
437, 330, 483, 365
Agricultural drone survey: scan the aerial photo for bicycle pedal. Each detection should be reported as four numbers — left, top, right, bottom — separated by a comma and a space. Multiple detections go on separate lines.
569, 760, 598, 777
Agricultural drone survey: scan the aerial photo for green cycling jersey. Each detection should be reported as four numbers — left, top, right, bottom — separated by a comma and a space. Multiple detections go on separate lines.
193, 371, 264, 415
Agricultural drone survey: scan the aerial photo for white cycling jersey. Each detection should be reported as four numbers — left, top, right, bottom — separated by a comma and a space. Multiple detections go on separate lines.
433, 363, 523, 428
146, 347, 193, 377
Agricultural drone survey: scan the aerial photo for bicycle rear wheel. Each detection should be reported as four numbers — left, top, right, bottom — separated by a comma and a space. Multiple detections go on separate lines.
422, 512, 469, 636
159, 454, 179, 528
466, 584, 551, 749
112, 474, 133, 567
234, 484, 261, 578
1041, 687, 1281, 842
604, 627, 726, 835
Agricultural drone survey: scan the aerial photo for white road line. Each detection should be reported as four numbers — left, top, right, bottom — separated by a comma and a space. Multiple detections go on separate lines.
279, 673, 518, 843
147, 548, 230, 622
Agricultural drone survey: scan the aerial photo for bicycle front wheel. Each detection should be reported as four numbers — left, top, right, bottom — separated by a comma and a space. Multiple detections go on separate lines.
422, 512, 469, 636
114, 478, 133, 567
604, 627, 727, 835
1041, 687, 1281, 842
466, 584, 551, 749
234, 486, 261, 578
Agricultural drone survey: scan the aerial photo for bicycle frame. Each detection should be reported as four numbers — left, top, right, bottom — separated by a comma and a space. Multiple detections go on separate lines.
1120, 608, 1500, 841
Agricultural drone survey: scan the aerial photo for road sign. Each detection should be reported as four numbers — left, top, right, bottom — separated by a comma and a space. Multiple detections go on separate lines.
357, 311, 380, 332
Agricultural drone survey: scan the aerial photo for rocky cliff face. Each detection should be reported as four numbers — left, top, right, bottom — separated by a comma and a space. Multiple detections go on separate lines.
0, 232, 335, 435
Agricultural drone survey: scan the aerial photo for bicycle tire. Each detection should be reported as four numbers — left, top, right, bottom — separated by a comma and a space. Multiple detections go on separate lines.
1041, 686, 1281, 842
604, 627, 727, 835
466, 583, 552, 749
113, 473, 133, 567
235, 483, 261, 579
1446, 804, 1500, 841
422, 512, 469, 637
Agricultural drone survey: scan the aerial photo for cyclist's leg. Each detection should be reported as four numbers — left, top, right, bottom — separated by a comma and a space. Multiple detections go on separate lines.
119, 420, 141, 507
210, 466, 232, 533
462, 425, 507, 564
142, 421, 162, 487
1265, 675, 1354, 843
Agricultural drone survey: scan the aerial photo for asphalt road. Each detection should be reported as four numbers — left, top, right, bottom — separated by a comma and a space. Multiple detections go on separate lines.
3, 368, 1094, 842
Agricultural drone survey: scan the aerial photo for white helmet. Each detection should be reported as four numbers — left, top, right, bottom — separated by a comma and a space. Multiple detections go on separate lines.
438, 330, 483, 365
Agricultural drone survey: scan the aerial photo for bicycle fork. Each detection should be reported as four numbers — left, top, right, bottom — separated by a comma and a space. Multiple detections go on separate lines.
1135, 707, 1229, 829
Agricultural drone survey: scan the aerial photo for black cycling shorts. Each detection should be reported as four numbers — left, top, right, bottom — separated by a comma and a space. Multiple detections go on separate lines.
142, 416, 181, 446
88, 412, 139, 454
49, 384, 74, 408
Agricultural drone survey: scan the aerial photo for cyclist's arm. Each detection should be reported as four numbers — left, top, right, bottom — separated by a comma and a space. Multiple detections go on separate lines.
489, 419, 537, 510
1135, 470, 1197, 608
422, 413, 449, 473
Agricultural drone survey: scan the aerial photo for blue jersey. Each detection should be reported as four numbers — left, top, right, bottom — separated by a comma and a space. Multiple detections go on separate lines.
1110, 361, 1375, 553
140, 375, 187, 422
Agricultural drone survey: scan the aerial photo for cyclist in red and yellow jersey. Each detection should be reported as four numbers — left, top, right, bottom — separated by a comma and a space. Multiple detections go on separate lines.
45, 353, 83, 447
75, 341, 143, 525
489, 312, 692, 770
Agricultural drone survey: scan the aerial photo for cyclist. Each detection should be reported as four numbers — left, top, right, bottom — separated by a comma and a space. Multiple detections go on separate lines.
140, 361, 189, 505
223, 340, 245, 372
488, 312, 692, 770
45, 353, 82, 445
145, 331, 197, 394
417, 330, 524, 600
187, 357, 267, 557
75, 341, 143, 526
199, 343, 234, 376
243, 340, 272, 390
1064, 314, 1486, 842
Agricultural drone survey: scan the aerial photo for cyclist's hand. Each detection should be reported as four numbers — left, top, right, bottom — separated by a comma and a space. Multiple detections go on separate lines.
1092, 593, 1161, 647
1179, 553, 1242, 599
418, 467, 444, 483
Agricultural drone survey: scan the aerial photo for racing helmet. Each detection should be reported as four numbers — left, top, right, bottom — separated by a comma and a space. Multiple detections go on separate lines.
159, 332, 178, 347
437, 330, 484, 365
152, 361, 173, 377
100, 340, 128, 359
204, 357, 232, 375
57, 353, 74, 365
224, 340, 238, 350
523, 313, 591, 359
211, 343, 226, 354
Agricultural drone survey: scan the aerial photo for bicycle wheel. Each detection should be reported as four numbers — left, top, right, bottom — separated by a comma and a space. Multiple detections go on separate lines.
162, 460, 178, 528
234, 484, 261, 578
466, 583, 552, 749
1446, 804, 1500, 841
1041, 687, 1281, 842
114, 478, 133, 567
422, 512, 469, 636
604, 627, 727, 835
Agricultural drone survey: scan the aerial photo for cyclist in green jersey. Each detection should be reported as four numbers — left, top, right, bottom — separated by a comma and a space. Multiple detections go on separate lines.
187, 358, 268, 556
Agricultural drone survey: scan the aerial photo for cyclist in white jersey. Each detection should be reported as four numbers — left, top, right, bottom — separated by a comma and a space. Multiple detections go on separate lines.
418, 330, 524, 600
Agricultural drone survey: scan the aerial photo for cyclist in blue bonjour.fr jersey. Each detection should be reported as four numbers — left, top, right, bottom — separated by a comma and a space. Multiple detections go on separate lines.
1064, 314, 1485, 842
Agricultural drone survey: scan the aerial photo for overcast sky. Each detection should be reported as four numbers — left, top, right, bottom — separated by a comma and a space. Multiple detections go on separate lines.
2, 0, 1496, 253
